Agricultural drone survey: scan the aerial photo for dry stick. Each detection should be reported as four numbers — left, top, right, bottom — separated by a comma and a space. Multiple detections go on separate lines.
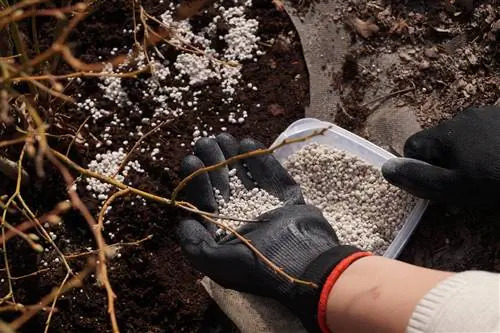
182, 202, 318, 288
9, 260, 96, 330
138, 7, 153, 70
0, 320, 16, 333
359, 86, 416, 108
97, 188, 131, 231
46, 152, 120, 333
66, 235, 153, 259
171, 127, 330, 201
1, 146, 27, 304
10, 268, 50, 280
1, 219, 41, 252
11, 67, 147, 82
8, 70, 75, 103
48, 151, 321, 291
27, 106, 119, 332
0, 0, 49, 19
0, 5, 84, 29
142, 10, 238, 67
16, 195, 73, 274
0, 201, 71, 244
65, 115, 90, 156
0, 136, 26, 148
131, 0, 139, 47
27, 6, 88, 68
50, 130, 329, 288
52, 149, 258, 223
0, 155, 30, 184
113, 121, 168, 177
0, 303, 52, 313
44, 272, 70, 333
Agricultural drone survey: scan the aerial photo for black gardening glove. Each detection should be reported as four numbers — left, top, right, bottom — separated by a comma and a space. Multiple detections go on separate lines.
177, 133, 369, 332
382, 105, 500, 206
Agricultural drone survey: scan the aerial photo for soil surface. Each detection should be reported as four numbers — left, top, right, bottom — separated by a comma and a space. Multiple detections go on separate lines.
0, 0, 307, 331
324, 0, 500, 274
331, 0, 499, 132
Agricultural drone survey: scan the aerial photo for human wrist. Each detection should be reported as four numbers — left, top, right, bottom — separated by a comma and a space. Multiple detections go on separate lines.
290, 246, 372, 333
325, 256, 453, 333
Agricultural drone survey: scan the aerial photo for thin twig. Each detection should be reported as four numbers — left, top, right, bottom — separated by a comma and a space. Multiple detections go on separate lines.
142, 9, 238, 67
66, 234, 153, 259
9, 260, 95, 330
0, 201, 71, 244
27, 9, 88, 68
10, 67, 148, 82
52, 149, 259, 223
46, 151, 120, 333
113, 121, 167, 177
11, 268, 50, 280
97, 189, 131, 231
0, 4, 85, 29
50, 138, 324, 289
16, 195, 73, 274
0, 136, 26, 148
65, 115, 90, 156
182, 202, 318, 288
44, 272, 70, 333
1, 146, 27, 305
359, 86, 416, 108
171, 128, 329, 201
0, 0, 49, 19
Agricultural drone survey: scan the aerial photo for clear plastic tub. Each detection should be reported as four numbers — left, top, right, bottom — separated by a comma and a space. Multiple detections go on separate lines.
271, 118, 428, 258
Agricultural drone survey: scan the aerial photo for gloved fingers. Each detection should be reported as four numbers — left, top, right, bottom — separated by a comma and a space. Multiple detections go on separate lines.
218, 222, 262, 245
239, 138, 305, 204
216, 133, 255, 189
179, 155, 217, 212
194, 138, 230, 200
403, 127, 451, 168
178, 219, 251, 285
177, 219, 221, 268
382, 157, 463, 202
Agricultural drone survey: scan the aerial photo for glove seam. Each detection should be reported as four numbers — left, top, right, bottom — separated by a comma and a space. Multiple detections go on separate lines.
317, 251, 372, 333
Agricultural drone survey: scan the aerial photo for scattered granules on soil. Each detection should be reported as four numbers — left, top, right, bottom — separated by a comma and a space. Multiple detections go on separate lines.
216, 143, 415, 254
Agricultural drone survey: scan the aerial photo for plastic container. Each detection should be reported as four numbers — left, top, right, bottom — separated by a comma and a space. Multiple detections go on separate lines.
271, 118, 428, 258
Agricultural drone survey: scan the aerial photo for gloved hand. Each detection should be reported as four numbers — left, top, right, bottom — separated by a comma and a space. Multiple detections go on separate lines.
382, 105, 500, 206
177, 133, 370, 332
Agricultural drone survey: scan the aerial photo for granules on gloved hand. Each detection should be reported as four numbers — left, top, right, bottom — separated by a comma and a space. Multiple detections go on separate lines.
215, 143, 415, 254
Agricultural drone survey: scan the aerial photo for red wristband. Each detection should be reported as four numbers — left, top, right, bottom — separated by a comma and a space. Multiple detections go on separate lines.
317, 252, 372, 333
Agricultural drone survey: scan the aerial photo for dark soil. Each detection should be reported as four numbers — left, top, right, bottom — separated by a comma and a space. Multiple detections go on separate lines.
328, 1, 500, 273
0, 0, 308, 332
333, 0, 499, 131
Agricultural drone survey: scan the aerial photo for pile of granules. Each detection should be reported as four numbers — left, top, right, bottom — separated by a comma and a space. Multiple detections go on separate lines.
215, 143, 415, 254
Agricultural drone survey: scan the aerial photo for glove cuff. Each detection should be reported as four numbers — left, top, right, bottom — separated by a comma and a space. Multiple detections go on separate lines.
293, 246, 371, 333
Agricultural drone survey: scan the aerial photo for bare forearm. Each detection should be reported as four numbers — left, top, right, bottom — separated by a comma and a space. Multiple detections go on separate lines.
326, 256, 453, 333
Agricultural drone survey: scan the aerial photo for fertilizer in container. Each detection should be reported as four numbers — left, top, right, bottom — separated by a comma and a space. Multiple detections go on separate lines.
215, 118, 428, 257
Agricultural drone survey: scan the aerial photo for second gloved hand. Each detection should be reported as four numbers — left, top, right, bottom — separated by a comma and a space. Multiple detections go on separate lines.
382, 105, 500, 206
177, 134, 370, 332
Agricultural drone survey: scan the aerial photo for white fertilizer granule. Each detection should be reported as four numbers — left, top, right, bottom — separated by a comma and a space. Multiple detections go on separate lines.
215, 143, 415, 255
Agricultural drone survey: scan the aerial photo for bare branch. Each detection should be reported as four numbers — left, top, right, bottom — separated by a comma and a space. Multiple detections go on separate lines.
171, 128, 329, 201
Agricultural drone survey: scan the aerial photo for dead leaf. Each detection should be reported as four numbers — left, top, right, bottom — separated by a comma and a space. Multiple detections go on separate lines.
376, 7, 391, 21
398, 52, 413, 62
268, 104, 285, 116
419, 60, 431, 70
424, 47, 440, 59
488, 19, 500, 42
389, 19, 409, 35
174, 0, 217, 21
346, 16, 380, 39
